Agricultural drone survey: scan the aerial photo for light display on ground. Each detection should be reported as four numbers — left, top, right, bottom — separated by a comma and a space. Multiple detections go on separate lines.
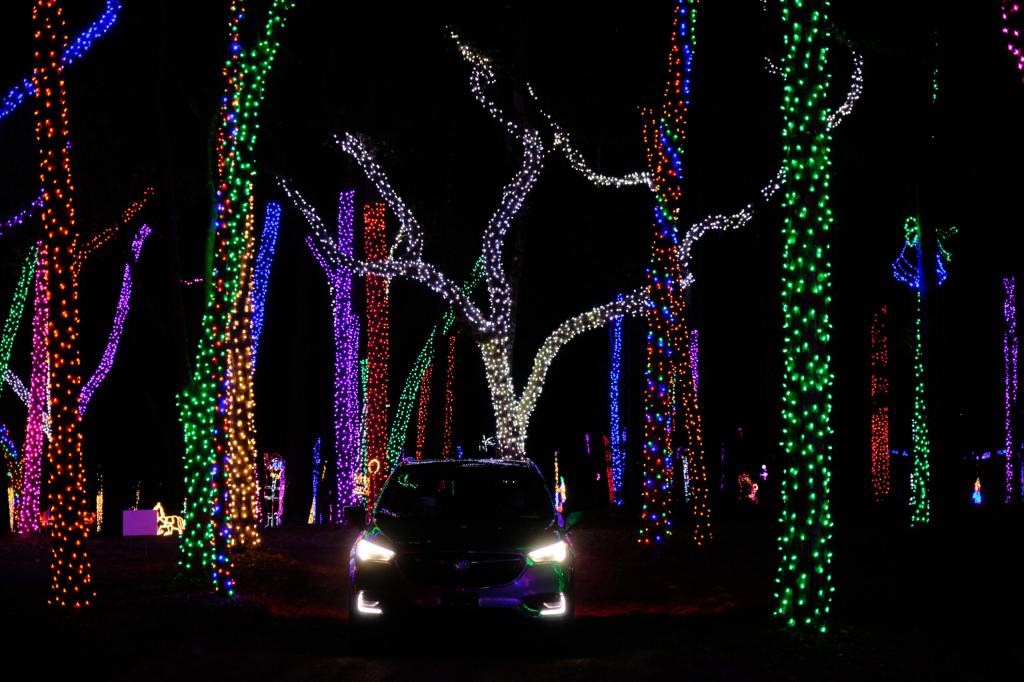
972, 478, 983, 506
554, 451, 567, 514
154, 503, 185, 537
308, 437, 322, 524
263, 454, 286, 527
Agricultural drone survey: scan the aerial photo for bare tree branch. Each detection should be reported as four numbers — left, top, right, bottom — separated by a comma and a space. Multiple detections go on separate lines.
482, 128, 544, 329
334, 133, 424, 260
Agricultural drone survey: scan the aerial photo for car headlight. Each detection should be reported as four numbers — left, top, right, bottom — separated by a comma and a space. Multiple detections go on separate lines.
356, 538, 395, 562
527, 540, 567, 563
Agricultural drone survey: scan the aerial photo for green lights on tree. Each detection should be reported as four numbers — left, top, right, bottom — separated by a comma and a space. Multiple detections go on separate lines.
774, 0, 836, 633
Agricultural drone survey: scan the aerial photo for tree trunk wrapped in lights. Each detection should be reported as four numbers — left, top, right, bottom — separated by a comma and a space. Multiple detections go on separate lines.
31, 0, 94, 608
891, 217, 955, 527
307, 191, 363, 514
178, 0, 294, 594
1003, 276, 1018, 502
869, 305, 890, 501
774, 0, 838, 632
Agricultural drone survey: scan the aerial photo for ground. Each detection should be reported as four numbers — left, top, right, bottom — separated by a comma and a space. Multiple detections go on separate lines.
1, 511, 1020, 680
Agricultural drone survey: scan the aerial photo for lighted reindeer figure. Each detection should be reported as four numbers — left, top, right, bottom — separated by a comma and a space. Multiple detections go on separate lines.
154, 502, 185, 537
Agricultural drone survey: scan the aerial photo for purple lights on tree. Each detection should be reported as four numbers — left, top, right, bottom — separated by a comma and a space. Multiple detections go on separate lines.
1004, 276, 1019, 502
79, 224, 152, 416
307, 190, 362, 511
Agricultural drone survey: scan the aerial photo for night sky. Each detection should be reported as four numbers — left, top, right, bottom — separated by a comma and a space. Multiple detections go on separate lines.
1, 1, 1020, 528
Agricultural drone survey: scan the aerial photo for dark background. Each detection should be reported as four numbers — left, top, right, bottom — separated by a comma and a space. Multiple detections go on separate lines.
0, 1, 1019, 531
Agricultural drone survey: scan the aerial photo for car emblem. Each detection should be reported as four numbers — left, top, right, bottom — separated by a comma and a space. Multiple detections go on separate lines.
453, 559, 470, 571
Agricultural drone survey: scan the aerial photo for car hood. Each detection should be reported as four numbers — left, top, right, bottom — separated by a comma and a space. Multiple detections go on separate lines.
372, 516, 558, 553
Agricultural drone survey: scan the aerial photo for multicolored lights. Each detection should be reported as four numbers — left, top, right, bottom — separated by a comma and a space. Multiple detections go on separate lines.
638, 0, 712, 548
19, 245, 49, 535
870, 306, 891, 501
179, 0, 294, 595
774, 0, 836, 632
1003, 277, 1018, 502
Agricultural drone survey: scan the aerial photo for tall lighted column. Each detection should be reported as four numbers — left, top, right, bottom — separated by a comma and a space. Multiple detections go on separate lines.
774, 0, 836, 632
31, 0, 94, 607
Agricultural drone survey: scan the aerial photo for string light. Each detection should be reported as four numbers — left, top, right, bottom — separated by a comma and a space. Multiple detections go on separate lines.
18, 245, 49, 535
251, 201, 281, 368
307, 437, 321, 524
1003, 276, 1018, 502
364, 202, 390, 506
306, 190, 361, 512
179, 0, 294, 595
635, 0, 713, 548
95, 475, 103, 533
601, 434, 615, 505
414, 364, 433, 460
1001, 2, 1024, 79
609, 295, 625, 505
385, 260, 483, 467
284, 25, 859, 465
892, 217, 954, 527
78, 225, 152, 416
1, 248, 37, 397
554, 450, 566, 513
689, 328, 699, 398
0, 193, 44, 239
774, 0, 836, 633
262, 454, 285, 527
870, 306, 891, 501
1, 1, 121, 121
154, 503, 186, 536
32, 0, 94, 608
442, 335, 457, 459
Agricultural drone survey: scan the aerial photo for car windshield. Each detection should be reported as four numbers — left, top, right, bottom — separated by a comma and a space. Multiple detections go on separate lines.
376, 464, 554, 521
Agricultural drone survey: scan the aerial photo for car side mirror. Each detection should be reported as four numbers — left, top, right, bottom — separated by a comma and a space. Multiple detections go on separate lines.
564, 511, 584, 531
343, 505, 366, 528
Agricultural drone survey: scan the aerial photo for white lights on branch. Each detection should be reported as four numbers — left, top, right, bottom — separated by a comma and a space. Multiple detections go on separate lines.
282, 33, 861, 461
826, 52, 864, 131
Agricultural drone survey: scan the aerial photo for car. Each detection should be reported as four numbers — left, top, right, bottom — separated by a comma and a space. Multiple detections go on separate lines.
346, 458, 578, 622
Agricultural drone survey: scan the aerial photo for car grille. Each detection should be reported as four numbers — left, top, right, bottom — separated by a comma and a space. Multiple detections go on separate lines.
397, 553, 525, 588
